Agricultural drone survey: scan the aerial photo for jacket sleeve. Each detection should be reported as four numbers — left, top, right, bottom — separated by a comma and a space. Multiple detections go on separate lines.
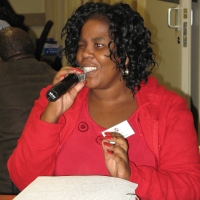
130, 94, 200, 199
7, 86, 65, 191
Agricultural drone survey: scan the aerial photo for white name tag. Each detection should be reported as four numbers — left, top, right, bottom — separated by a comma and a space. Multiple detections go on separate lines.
102, 120, 135, 138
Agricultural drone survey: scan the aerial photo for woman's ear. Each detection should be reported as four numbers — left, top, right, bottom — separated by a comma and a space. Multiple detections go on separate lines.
122, 56, 130, 77
125, 56, 129, 65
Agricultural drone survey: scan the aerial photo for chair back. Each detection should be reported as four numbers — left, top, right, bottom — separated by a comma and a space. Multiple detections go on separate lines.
35, 20, 53, 61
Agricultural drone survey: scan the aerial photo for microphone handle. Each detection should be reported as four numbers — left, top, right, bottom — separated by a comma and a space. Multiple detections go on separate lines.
46, 74, 79, 102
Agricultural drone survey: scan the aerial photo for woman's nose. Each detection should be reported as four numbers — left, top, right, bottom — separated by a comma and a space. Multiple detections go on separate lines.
81, 46, 93, 58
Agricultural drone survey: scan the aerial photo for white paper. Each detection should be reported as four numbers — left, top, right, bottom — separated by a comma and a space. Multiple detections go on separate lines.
14, 176, 138, 200
102, 120, 135, 138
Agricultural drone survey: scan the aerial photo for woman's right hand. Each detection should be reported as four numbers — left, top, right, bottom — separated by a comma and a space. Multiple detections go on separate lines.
41, 66, 86, 123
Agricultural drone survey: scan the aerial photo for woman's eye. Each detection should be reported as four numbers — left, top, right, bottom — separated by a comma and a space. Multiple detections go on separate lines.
78, 43, 85, 48
94, 43, 103, 48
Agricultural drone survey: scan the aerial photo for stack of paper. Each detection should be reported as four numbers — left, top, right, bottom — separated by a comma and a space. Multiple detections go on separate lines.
14, 176, 138, 200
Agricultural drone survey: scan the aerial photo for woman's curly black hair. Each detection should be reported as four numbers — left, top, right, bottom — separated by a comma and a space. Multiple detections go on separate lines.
62, 2, 156, 94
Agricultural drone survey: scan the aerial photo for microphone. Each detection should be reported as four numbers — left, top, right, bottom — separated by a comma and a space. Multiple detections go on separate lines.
46, 68, 86, 102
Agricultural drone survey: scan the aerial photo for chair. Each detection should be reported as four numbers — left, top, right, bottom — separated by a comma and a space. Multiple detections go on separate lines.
35, 20, 53, 61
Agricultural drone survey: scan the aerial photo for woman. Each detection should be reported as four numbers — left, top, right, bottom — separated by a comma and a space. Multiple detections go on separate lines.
8, 2, 200, 199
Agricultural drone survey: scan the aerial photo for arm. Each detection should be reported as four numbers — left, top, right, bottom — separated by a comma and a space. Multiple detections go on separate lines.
130, 96, 200, 199
7, 86, 65, 191
8, 67, 86, 191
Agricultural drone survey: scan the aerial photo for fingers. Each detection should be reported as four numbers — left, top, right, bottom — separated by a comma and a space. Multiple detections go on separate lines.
102, 133, 130, 180
52, 66, 85, 85
52, 66, 86, 101
67, 81, 86, 100
104, 146, 128, 171
103, 132, 128, 151
102, 141, 128, 162
102, 132, 128, 160
41, 66, 86, 123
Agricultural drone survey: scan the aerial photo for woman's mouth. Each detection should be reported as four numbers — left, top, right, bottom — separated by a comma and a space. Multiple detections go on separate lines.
82, 67, 97, 73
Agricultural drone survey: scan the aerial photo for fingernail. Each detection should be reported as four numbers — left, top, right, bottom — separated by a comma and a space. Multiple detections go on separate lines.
71, 67, 84, 73
59, 74, 66, 78
104, 142, 111, 147
104, 132, 112, 136
107, 150, 113, 155
105, 135, 112, 140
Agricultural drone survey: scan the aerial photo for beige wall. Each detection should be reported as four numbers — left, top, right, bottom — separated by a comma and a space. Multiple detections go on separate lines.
8, 0, 45, 13
8, 0, 45, 39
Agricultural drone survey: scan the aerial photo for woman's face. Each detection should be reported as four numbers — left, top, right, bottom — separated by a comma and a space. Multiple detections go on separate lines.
76, 19, 122, 90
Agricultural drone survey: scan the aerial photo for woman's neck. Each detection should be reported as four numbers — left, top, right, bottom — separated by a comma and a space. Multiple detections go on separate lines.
88, 84, 137, 128
88, 81, 133, 105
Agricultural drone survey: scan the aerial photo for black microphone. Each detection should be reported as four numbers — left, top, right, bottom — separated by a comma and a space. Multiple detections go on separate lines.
46, 68, 86, 102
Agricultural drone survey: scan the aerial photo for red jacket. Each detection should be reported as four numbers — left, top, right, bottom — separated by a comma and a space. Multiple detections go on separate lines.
8, 76, 200, 199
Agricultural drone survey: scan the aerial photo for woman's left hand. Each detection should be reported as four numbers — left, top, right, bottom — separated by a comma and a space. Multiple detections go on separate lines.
102, 132, 130, 180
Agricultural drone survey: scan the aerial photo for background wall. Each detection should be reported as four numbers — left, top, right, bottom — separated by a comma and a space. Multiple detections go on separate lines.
8, 0, 45, 39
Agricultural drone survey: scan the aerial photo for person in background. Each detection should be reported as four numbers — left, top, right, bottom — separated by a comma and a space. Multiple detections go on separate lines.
0, 0, 29, 32
8, 2, 200, 199
0, 19, 10, 30
0, 27, 56, 194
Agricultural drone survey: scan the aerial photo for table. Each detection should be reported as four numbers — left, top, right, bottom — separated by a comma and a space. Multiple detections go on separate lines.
0, 195, 16, 200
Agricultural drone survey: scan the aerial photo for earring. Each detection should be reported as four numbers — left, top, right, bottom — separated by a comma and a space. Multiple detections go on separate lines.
122, 66, 129, 76
125, 68, 129, 75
